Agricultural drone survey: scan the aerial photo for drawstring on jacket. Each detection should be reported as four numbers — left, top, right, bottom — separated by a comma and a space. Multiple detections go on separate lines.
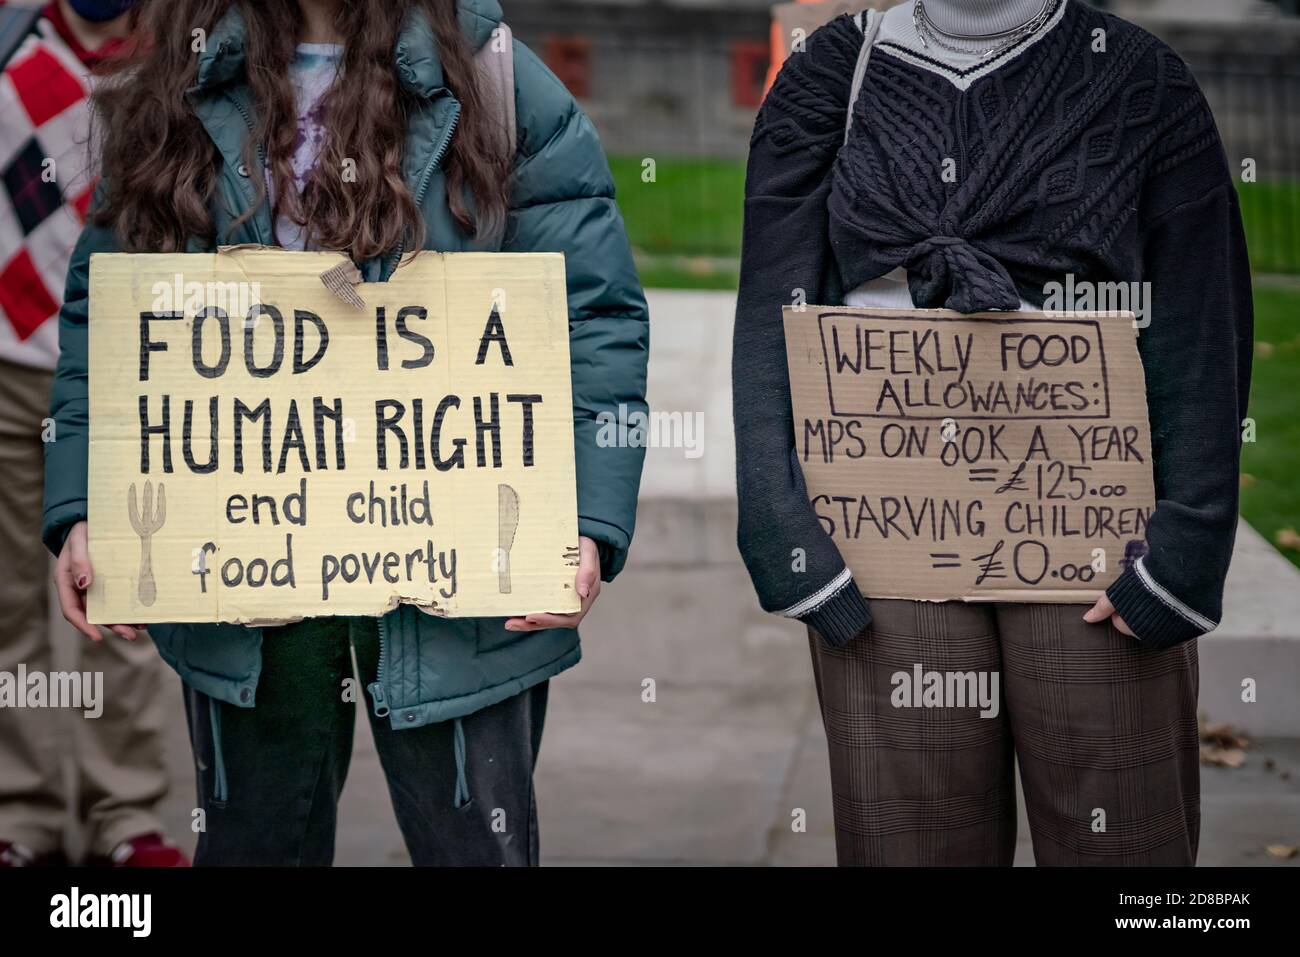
208, 696, 228, 803
452, 717, 469, 808
370, 681, 470, 809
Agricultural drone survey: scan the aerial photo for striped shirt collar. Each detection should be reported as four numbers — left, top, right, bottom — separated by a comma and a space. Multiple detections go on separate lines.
872, 0, 1070, 91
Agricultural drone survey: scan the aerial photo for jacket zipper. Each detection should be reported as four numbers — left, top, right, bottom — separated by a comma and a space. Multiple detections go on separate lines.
229, 94, 271, 246
366, 102, 460, 716
368, 613, 391, 718
219, 88, 451, 720
382, 99, 461, 278
366, 102, 462, 717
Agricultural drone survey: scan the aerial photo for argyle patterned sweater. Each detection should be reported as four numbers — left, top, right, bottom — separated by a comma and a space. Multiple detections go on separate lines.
0, 2, 118, 370
732, 1, 1253, 649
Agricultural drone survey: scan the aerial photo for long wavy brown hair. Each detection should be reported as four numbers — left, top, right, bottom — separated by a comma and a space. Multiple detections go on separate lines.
91, 0, 511, 258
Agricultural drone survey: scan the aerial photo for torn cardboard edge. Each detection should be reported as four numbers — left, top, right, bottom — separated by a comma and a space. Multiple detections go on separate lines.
870, 589, 1102, 605
216, 244, 364, 309
219, 558, 579, 627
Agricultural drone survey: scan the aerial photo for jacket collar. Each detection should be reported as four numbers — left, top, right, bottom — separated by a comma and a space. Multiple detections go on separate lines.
192, 0, 503, 97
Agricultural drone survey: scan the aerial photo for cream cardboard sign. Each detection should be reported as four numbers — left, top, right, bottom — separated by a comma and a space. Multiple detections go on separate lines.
87, 251, 580, 624
783, 306, 1157, 602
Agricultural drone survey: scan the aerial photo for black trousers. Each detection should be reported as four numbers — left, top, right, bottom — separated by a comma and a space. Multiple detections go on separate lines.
183, 617, 549, 866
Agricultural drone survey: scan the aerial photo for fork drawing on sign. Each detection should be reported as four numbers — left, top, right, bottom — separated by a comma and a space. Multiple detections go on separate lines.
128, 480, 166, 606
497, 483, 520, 594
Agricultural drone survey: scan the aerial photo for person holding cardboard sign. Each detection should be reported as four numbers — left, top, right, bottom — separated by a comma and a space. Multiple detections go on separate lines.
734, 0, 1251, 865
43, 0, 649, 866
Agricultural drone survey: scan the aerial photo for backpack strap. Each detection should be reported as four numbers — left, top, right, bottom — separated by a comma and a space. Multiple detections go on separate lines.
474, 21, 517, 158
0, 4, 42, 72
844, 8, 883, 144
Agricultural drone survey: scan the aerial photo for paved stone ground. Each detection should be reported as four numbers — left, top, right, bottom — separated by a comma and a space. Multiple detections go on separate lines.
137, 501, 1300, 866
76, 290, 1300, 865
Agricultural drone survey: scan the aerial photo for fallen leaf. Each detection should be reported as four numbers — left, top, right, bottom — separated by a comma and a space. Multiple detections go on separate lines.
1240, 473, 1256, 489
1276, 528, 1300, 551
1200, 719, 1252, 751
1201, 745, 1247, 768
1265, 845, 1298, 860
1256, 341, 1275, 358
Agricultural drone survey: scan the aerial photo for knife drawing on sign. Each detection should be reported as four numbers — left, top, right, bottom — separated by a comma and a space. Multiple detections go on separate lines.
497, 483, 519, 594
128, 480, 166, 606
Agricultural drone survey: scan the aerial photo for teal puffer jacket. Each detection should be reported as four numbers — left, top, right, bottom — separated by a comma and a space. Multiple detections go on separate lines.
41, 0, 649, 734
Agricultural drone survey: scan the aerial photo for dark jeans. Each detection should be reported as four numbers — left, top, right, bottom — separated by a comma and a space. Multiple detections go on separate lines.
183, 617, 548, 866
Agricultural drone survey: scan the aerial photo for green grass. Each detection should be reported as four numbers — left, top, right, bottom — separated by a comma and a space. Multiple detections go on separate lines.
609, 155, 744, 290
608, 156, 745, 259
611, 155, 1300, 287
1240, 285, 1300, 568
1237, 181, 1300, 275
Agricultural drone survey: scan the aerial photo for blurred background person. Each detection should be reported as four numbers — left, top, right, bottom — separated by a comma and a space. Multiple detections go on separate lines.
0, 0, 187, 867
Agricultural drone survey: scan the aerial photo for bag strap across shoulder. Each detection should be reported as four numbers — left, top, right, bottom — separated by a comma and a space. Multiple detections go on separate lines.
844, 8, 883, 144
474, 21, 517, 158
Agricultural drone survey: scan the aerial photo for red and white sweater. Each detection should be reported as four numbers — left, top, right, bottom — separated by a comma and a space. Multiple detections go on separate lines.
0, 2, 119, 370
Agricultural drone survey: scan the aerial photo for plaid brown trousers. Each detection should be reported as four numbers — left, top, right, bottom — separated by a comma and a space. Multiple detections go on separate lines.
809, 598, 1200, 866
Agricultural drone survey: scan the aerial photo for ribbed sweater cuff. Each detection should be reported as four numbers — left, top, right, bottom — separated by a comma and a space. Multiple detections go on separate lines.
794, 576, 872, 647
1106, 562, 1211, 649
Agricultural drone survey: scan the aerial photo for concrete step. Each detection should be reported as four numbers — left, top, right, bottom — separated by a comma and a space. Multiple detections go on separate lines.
1200, 522, 1300, 735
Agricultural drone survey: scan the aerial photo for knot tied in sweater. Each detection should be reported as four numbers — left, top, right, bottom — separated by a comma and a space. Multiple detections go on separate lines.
903, 234, 1021, 313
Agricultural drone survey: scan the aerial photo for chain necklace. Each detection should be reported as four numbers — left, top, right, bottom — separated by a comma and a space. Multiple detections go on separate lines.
913, 0, 1055, 61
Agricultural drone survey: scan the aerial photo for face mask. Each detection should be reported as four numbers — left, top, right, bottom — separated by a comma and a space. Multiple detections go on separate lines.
67, 0, 139, 23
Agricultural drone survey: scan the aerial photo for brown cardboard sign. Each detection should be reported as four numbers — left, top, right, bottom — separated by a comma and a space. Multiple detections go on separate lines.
87, 250, 580, 625
783, 306, 1156, 602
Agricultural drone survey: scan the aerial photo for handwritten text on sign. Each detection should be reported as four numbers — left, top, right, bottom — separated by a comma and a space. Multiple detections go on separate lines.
87, 251, 580, 624
783, 307, 1156, 602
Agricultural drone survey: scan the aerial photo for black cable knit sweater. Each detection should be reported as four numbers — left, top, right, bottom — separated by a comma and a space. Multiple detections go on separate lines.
732, 1, 1253, 648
